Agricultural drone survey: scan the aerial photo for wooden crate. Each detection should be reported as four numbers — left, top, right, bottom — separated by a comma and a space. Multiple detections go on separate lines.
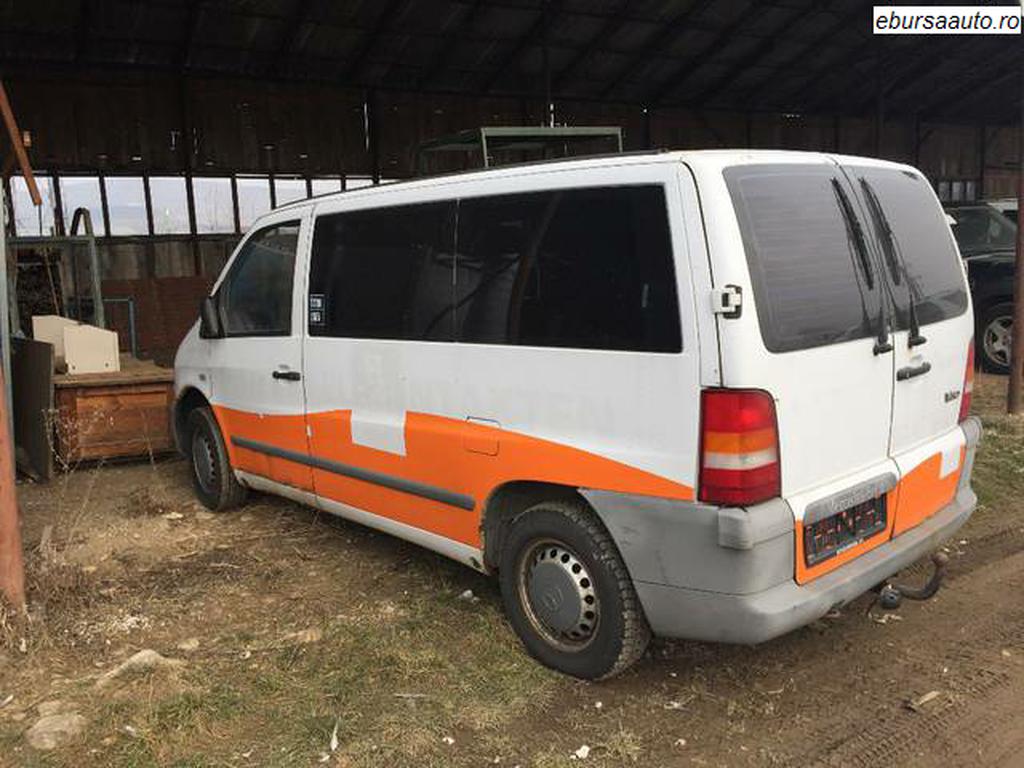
54, 361, 175, 463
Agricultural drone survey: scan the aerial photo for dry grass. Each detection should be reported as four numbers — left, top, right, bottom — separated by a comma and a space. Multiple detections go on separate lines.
40, 587, 559, 767
0, 597, 21, 652
1, 461, 563, 767
964, 375, 1024, 515
0, 547, 99, 658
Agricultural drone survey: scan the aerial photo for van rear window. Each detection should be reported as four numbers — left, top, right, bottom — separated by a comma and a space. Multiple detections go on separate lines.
724, 165, 882, 353
851, 166, 968, 328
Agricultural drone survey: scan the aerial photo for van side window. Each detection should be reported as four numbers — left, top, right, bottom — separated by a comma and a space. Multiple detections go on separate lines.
725, 166, 882, 353
218, 221, 300, 336
308, 202, 456, 341
456, 186, 681, 352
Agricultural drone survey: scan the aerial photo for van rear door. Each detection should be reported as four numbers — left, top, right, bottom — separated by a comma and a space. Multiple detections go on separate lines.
713, 158, 899, 582
841, 161, 972, 535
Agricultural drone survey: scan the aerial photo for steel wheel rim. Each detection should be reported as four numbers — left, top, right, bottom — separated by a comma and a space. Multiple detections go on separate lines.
516, 538, 600, 652
191, 429, 217, 495
983, 314, 1013, 368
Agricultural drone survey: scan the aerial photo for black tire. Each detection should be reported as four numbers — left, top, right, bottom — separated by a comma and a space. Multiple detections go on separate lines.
186, 407, 247, 511
498, 498, 650, 680
979, 301, 1013, 374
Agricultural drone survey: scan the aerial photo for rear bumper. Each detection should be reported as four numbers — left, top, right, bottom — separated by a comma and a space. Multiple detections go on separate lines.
582, 416, 981, 645
634, 484, 974, 644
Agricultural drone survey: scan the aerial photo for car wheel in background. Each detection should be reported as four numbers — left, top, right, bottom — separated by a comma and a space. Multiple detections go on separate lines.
980, 302, 1013, 374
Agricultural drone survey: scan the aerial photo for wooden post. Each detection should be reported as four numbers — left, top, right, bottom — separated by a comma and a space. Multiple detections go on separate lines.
0, 279, 25, 611
1009, 61, 1024, 414
0, 80, 29, 611
0, 82, 39, 207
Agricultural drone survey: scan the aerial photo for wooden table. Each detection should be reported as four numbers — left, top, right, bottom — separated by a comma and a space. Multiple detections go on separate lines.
53, 357, 175, 463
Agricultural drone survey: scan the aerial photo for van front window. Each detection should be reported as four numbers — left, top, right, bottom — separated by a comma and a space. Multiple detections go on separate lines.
218, 221, 300, 336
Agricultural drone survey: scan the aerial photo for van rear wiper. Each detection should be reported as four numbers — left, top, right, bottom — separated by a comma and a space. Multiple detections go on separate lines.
832, 179, 874, 290
832, 179, 891, 354
860, 178, 927, 348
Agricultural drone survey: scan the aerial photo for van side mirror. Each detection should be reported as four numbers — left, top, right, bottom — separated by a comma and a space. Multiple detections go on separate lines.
199, 296, 223, 339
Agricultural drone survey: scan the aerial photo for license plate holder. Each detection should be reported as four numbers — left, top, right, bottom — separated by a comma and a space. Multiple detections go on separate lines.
804, 494, 887, 567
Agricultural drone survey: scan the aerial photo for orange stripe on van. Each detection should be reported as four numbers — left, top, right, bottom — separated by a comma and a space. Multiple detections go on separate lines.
702, 427, 777, 454
214, 408, 314, 492
891, 449, 963, 536
212, 406, 694, 548
795, 448, 964, 584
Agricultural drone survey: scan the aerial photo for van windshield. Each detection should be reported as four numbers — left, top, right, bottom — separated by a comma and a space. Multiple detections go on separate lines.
724, 164, 882, 353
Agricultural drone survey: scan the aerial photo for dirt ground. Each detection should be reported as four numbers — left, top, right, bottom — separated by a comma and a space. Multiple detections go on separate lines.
2, 373, 1023, 767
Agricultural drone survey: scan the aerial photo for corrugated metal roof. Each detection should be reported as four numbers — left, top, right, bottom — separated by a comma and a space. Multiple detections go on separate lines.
0, 0, 1018, 122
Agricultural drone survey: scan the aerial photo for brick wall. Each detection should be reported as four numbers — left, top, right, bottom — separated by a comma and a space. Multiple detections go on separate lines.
102, 276, 214, 365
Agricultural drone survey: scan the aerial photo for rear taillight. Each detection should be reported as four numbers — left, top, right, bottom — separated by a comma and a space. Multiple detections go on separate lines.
959, 339, 974, 423
699, 389, 781, 506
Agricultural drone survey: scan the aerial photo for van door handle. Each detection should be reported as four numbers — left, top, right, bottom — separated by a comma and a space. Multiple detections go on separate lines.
896, 362, 931, 381
272, 370, 302, 381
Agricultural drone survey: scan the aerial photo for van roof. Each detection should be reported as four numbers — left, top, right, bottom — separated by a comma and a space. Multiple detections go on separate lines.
271, 148, 916, 214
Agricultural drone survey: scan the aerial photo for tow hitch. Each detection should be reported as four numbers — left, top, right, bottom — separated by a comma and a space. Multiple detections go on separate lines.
876, 551, 949, 610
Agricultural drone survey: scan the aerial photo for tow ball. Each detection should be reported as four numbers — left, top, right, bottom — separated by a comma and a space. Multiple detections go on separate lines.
876, 551, 949, 610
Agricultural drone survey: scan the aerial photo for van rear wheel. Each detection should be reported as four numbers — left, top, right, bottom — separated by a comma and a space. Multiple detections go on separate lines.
186, 407, 247, 511
499, 499, 650, 680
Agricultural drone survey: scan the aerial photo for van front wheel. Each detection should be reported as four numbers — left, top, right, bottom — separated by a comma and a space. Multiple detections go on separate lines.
186, 407, 247, 511
499, 499, 650, 680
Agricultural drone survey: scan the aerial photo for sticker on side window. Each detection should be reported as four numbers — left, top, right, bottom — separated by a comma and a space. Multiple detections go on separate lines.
309, 294, 326, 327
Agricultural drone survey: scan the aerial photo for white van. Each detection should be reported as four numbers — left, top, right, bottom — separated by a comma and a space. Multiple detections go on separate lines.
174, 151, 980, 679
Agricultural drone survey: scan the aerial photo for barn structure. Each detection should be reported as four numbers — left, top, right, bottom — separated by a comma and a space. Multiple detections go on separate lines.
0, 0, 1021, 364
